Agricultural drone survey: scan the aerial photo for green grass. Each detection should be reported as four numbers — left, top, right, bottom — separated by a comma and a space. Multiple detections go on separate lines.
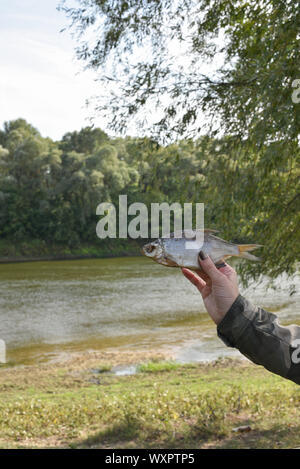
138, 360, 188, 373
0, 356, 299, 449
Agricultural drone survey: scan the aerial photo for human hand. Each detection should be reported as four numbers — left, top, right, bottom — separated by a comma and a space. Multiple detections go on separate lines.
182, 251, 239, 325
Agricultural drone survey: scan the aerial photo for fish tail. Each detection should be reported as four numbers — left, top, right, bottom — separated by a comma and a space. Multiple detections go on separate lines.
237, 244, 263, 261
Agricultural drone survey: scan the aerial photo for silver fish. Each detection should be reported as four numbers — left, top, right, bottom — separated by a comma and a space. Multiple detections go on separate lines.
142, 229, 262, 269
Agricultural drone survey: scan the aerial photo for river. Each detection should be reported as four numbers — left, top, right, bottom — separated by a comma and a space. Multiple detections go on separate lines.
0, 257, 299, 365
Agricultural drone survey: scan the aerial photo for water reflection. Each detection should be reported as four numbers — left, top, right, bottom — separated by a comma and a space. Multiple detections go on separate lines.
0, 257, 299, 365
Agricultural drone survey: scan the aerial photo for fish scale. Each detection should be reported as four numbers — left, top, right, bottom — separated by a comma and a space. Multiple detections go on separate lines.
142, 229, 262, 270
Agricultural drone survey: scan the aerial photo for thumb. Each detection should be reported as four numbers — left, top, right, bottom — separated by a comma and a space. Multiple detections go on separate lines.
198, 251, 222, 281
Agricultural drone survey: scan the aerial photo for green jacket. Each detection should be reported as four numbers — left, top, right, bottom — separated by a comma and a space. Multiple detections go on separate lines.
217, 295, 300, 385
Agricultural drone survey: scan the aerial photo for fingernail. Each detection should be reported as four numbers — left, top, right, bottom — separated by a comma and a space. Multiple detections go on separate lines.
199, 250, 207, 260
215, 262, 226, 269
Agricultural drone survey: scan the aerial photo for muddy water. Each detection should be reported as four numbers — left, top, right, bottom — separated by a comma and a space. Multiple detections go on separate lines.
0, 257, 299, 365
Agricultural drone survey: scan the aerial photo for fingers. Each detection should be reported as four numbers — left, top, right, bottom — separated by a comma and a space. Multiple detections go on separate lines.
198, 252, 222, 281
218, 262, 237, 281
194, 269, 211, 283
181, 268, 207, 293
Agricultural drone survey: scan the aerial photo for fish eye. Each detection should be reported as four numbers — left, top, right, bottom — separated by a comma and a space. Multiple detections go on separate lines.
146, 245, 156, 253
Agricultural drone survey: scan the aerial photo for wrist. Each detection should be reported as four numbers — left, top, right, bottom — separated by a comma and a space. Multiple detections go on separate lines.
215, 294, 240, 325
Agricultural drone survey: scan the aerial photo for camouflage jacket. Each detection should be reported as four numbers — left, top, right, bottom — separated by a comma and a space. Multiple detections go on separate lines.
217, 295, 300, 385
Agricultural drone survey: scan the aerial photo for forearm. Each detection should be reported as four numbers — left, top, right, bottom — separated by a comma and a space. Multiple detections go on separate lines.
217, 295, 300, 385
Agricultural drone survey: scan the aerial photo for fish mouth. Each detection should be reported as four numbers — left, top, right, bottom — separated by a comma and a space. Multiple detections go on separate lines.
142, 243, 156, 256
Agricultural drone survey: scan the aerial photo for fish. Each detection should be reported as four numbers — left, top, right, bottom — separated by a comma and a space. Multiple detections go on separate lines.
142, 229, 262, 269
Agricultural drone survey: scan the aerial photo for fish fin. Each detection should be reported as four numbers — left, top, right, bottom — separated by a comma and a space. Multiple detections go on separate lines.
238, 244, 263, 253
238, 244, 263, 261
239, 251, 261, 261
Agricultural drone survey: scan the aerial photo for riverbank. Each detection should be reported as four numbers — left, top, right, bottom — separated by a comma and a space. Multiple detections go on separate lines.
0, 239, 141, 263
0, 350, 299, 449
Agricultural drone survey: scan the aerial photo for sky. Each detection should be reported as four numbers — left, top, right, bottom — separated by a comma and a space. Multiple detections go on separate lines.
0, 1, 223, 142
0, 0, 103, 140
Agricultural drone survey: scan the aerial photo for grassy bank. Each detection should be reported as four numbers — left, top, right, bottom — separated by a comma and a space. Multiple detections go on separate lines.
0, 352, 299, 449
0, 239, 141, 263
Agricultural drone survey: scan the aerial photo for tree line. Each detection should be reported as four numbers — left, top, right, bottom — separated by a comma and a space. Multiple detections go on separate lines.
0, 118, 299, 283
0, 119, 213, 244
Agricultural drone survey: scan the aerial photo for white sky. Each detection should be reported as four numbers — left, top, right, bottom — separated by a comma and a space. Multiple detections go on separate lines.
0, 0, 104, 140
0, 1, 224, 142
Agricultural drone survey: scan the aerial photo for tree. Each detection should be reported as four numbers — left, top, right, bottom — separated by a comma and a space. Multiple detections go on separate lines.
61, 0, 300, 282
0, 119, 58, 239
59, 126, 109, 153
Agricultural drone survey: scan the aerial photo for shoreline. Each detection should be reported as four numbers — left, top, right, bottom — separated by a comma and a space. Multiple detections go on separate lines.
0, 239, 142, 264
0, 251, 140, 264
1, 347, 174, 372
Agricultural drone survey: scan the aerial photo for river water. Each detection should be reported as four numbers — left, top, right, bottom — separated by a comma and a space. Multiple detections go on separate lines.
0, 257, 299, 365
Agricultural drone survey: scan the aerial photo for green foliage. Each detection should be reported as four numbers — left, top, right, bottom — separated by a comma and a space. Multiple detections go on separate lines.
0, 116, 298, 281
59, 0, 300, 280
0, 119, 214, 250
0, 120, 144, 245
60, 0, 300, 141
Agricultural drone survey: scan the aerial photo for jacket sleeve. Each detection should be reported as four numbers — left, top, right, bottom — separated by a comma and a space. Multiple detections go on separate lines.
217, 294, 300, 385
